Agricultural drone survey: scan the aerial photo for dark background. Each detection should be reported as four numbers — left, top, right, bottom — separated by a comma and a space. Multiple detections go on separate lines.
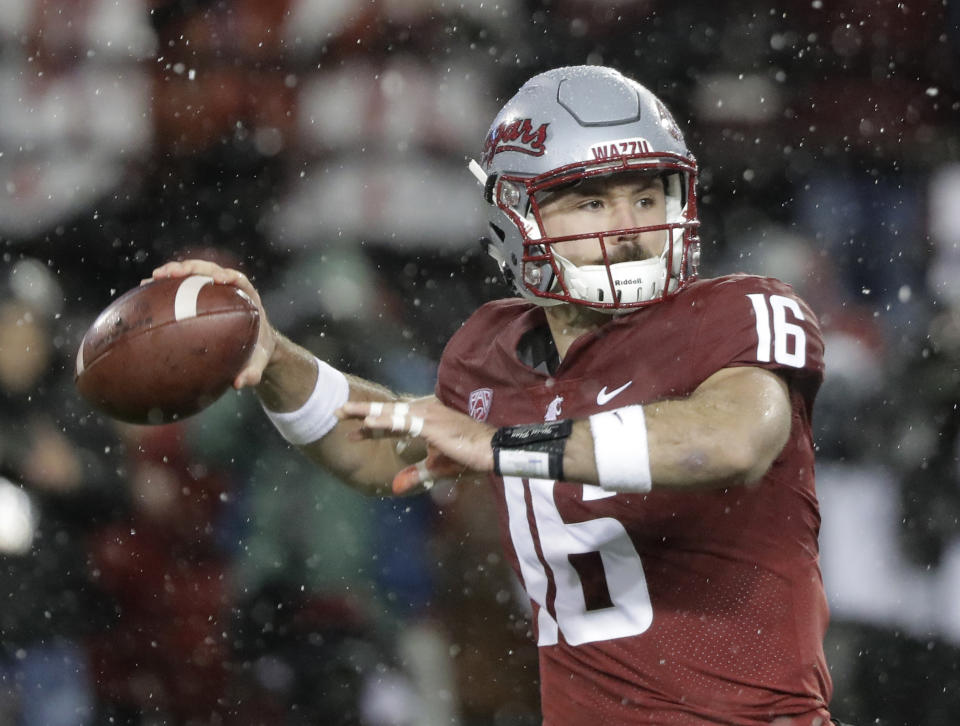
0, 1, 958, 724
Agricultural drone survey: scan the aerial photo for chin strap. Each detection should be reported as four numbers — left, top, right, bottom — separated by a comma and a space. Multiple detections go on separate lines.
468, 158, 499, 206
468, 158, 487, 186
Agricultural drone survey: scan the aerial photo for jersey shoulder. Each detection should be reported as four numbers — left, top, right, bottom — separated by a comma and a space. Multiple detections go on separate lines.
442, 298, 533, 362
682, 273, 825, 379
689, 273, 814, 307
436, 298, 537, 409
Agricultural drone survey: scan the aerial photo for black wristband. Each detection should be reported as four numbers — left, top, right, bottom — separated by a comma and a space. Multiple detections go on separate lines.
491, 419, 572, 481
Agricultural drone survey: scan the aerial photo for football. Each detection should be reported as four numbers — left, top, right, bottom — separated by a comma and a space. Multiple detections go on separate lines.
75, 275, 260, 424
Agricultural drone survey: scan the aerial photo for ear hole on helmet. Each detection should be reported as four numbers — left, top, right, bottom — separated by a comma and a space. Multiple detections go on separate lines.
498, 181, 522, 209
489, 223, 506, 242
483, 173, 498, 204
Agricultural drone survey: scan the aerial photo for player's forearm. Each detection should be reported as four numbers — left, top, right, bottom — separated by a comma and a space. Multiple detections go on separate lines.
643, 398, 776, 489
306, 377, 427, 495
644, 368, 792, 488
258, 335, 420, 495
562, 414, 766, 492
562, 370, 791, 491
256, 334, 323, 411
558, 422, 600, 484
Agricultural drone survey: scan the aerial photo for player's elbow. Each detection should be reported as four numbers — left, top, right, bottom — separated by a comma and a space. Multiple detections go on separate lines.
684, 446, 752, 487
677, 436, 781, 489
729, 443, 775, 485
720, 427, 788, 486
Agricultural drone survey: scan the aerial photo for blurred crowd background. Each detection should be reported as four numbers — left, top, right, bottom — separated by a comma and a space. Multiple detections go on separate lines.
0, 0, 958, 724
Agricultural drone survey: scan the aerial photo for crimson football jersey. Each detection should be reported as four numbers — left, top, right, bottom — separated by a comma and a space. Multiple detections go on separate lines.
435, 275, 832, 725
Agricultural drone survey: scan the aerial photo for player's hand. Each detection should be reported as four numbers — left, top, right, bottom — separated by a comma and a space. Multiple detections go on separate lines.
149, 259, 277, 389
338, 398, 495, 495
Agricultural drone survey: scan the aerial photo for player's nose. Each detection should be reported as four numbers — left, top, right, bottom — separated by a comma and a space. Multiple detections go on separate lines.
604, 200, 642, 244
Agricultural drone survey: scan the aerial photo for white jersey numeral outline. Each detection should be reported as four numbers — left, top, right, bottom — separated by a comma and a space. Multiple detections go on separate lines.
746, 293, 807, 368
504, 476, 653, 646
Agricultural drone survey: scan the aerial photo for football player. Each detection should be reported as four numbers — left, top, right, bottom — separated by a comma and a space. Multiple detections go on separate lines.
154, 66, 836, 724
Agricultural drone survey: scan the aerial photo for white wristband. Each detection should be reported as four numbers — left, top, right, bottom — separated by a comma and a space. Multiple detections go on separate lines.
589, 405, 652, 492
261, 356, 349, 446
496, 449, 553, 479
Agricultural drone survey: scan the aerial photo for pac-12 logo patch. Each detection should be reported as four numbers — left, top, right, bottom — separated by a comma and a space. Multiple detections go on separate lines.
468, 388, 493, 422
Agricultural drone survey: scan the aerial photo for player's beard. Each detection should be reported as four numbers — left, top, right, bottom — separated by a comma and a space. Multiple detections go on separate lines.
549, 297, 616, 331
600, 235, 662, 265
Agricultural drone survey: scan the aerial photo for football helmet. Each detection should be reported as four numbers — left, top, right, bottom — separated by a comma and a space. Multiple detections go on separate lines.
470, 66, 700, 311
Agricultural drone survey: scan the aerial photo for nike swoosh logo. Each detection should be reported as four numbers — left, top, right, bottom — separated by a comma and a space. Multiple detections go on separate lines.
596, 381, 633, 405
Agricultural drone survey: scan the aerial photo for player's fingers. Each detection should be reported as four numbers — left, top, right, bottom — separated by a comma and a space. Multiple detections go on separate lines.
392, 451, 468, 495
338, 401, 388, 440
384, 402, 424, 435
152, 259, 239, 287
338, 401, 366, 419
369, 402, 425, 437
392, 461, 434, 495
151, 260, 195, 279
340, 401, 425, 438
149, 264, 264, 318
233, 361, 264, 389
233, 336, 273, 390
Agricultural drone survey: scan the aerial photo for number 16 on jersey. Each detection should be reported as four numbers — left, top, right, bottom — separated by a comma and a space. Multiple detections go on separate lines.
747, 293, 807, 368
504, 477, 653, 647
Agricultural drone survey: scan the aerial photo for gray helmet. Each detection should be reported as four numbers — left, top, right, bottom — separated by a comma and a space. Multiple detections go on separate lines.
469, 65, 700, 311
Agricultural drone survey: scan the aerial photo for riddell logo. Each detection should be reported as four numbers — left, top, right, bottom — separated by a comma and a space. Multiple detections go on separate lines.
481, 119, 549, 166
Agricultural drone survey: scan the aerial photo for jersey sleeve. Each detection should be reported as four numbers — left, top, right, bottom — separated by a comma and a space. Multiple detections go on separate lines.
434, 299, 517, 415
435, 359, 461, 412
435, 328, 469, 413
690, 275, 824, 390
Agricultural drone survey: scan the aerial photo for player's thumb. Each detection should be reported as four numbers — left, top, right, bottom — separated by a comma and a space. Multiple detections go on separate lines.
234, 356, 265, 389
392, 461, 434, 495
234, 329, 275, 389
392, 452, 464, 496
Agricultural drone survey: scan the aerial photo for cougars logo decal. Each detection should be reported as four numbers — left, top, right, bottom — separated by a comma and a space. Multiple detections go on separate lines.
482, 118, 549, 166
